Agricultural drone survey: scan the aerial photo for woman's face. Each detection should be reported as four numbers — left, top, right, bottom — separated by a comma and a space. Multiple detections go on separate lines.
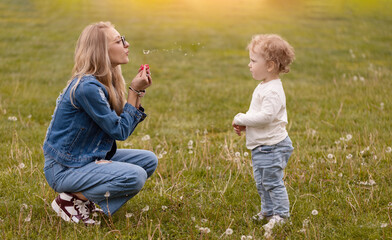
107, 27, 129, 67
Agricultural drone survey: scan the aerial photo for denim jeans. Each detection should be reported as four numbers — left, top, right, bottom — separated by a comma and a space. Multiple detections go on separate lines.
44, 149, 158, 215
251, 136, 294, 218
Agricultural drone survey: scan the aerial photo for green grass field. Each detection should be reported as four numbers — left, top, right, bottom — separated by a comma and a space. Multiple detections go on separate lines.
1, 0, 392, 239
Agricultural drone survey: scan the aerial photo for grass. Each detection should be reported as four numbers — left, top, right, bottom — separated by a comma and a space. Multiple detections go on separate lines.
1, 0, 392, 239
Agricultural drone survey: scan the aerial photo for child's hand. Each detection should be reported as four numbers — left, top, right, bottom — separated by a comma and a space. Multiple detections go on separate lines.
232, 120, 246, 136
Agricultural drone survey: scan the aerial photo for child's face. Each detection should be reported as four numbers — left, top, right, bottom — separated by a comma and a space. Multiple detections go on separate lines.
248, 50, 276, 81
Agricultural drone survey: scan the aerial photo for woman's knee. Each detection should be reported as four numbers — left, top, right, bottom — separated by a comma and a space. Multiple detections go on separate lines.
144, 151, 158, 176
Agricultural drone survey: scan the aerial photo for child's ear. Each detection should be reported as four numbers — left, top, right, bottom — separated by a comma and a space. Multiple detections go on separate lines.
267, 61, 276, 72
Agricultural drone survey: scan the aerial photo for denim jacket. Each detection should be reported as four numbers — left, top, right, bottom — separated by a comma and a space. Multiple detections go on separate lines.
43, 75, 146, 167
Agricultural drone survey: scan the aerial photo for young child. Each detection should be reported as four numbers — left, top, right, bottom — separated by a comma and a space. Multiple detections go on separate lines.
232, 34, 295, 227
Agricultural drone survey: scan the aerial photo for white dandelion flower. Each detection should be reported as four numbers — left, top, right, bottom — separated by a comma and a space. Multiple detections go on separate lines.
104, 191, 110, 198
235, 152, 241, 157
346, 154, 353, 159
8, 116, 17, 121
381, 223, 388, 228
327, 154, 334, 159
311, 210, 318, 215
18, 163, 25, 169
244, 152, 249, 157
125, 212, 133, 218
141, 135, 150, 141
225, 228, 233, 235
142, 205, 150, 212
162, 206, 168, 211
345, 134, 352, 141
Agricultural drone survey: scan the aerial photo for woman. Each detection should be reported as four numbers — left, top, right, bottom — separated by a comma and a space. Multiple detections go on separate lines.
43, 22, 158, 225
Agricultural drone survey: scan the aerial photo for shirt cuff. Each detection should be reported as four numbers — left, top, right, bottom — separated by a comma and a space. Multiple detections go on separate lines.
123, 103, 147, 122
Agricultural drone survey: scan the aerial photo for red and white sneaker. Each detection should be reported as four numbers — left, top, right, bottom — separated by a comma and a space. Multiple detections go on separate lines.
86, 200, 104, 214
51, 193, 95, 225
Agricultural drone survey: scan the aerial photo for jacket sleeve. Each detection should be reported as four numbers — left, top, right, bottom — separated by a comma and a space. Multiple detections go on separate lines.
233, 91, 282, 127
75, 81, 146, 141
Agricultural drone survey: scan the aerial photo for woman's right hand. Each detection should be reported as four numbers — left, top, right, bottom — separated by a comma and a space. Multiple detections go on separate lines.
130, 64, 152, 91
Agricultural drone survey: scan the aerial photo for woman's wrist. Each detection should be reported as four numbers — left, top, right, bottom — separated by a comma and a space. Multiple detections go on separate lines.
129, 85, 146, 97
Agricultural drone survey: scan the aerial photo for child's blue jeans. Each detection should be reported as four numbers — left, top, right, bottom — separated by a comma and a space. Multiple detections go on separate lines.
44, 149, 158, 215
251, 136, 294, 218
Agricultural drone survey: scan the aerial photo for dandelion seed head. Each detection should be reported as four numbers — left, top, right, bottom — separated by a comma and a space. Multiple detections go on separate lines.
345, 134, 352, 141
206, 166, 211, 170
312, 210, 318, 215
141, 135, 150, 141
203, 129, 208, 134
21, 203, 28, 210
125, 212, 133, 218
201, 218, 208, 223
27, 114, 32, 119
244, 152, 249, 157
338, 173, 343, 177
188, 150, 193, 154
346, 154, 353, 159
188, 140, 193, 146
327, 154, 334, 159
381, 223, 388, 228
162, 205, 168, 210
18, 163, 25, 169
157, 154, 163, 159
225, 228, 233, 235
235, 152, 241, 157
191, 216, 196, 221
143, 49, 150, 55
104, 191, 110, 198
199, 227, 210, 233
142, 205, 150, 212
386, 147, 392, 153
373, 155, 377, 160
335, 140, 340, 145
353, 76, 358, 81
8, 116, 17, 121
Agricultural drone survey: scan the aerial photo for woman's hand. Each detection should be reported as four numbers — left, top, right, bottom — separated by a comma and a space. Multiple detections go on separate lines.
130, 64, 152, 91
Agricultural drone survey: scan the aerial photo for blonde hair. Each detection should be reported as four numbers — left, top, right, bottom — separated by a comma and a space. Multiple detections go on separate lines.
248, 34, 295, 74
67, 21, 125, 115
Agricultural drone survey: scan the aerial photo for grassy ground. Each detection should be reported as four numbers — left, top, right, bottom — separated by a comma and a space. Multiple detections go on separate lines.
1, 0, 392, 239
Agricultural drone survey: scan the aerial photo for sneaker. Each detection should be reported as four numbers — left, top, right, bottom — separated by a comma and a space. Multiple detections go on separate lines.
263, 215, 287, 231
252, 211, 272, 221
51, 193, 95, 225
86, 200, 104, 214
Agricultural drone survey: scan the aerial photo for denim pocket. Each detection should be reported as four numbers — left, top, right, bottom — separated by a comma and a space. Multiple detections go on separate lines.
258, 145, 276, 154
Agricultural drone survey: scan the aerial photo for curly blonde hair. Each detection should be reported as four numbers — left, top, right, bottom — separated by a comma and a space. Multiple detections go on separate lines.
247, 34, 295, 74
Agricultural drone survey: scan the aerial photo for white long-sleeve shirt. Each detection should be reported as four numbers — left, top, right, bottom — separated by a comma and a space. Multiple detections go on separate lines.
233, 79, 289, 150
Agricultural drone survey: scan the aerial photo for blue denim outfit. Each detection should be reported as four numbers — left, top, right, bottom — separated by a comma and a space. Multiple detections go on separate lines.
251, 136, 294, 218
43, 75, 158, 215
